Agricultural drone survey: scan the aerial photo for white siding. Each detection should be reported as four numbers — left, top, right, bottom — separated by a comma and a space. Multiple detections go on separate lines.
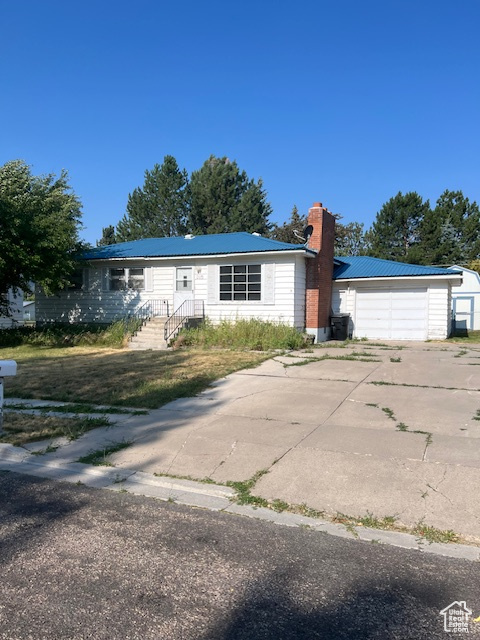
36, 255, 304, 328
0, 289, 24, 327
427, 282, 451, 340
199, 255, 300, 326
450, 266, 480, 330
293, 255, 306, 329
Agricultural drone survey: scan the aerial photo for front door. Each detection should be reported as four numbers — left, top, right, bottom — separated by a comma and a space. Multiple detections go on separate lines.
173, 267, 194, 311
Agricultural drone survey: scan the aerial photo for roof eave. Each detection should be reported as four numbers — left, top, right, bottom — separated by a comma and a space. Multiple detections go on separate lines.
334, 274, 463, 283
82, 248, 312, 262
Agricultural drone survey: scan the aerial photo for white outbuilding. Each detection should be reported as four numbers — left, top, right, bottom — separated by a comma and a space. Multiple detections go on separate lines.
449, 265, 480, 331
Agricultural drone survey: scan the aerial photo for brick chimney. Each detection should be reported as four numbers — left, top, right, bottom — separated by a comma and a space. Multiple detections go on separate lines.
305, 202, 335, 342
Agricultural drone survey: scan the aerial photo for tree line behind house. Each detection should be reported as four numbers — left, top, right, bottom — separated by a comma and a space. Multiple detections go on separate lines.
99, 155, 480, 270
1, 156, 480, 318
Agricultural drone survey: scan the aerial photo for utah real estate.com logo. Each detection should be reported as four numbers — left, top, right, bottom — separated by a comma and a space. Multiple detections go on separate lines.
439, 601, 480, 634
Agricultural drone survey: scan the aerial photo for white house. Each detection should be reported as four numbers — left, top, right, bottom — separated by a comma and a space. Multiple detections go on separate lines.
35, 203, 462, 342
449, 265, 480, 331
0, 289, 24, 328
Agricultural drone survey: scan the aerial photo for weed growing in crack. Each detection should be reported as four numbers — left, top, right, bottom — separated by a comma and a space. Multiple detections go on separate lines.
413, 523, 459, 544
226, 469, 270, 507
369, 380, 479, 392
77, 441, 132, 466
390, 357, 401, 363
153, 472, 216, 484
30, 443, 60, 456
271, 499, 290, 512
382, 407, 396, 421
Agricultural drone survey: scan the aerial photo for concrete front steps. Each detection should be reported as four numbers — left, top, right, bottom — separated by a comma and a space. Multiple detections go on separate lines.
128, 317, 169, 350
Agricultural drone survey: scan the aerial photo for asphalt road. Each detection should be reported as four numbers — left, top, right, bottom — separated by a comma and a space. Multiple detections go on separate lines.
1, 471, 479, 640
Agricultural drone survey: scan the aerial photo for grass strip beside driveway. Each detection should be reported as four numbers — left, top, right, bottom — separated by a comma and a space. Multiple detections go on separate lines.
1, 412, 111, 446
0, 346, 268, 409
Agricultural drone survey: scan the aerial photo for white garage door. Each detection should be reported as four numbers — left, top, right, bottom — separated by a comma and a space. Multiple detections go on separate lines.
355, 287, 428, 340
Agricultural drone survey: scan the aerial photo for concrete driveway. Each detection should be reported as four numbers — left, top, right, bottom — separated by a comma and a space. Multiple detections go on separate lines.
20, 340, 480, 541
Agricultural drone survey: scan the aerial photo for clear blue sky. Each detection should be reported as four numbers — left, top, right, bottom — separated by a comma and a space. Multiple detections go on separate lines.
2, 0, 479, 245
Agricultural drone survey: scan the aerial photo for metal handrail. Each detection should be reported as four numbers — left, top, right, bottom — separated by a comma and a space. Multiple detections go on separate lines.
131, 299, 170, 322
164, 299, 204, 342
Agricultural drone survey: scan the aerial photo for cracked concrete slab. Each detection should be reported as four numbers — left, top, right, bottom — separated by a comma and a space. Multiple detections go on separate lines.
215, 378, 357, 424
210, 441, 287, 483
368, 349, 480, 390
194, 414, 313, 448
324, 385, 480, 437
253, 447, 480, 538
165, 434, 236, 478
281, 358, 383, 382
297, 423, 427, 461
425, 434, 480, 468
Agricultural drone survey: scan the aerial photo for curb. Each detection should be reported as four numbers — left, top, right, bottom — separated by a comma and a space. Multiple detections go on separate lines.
0, 443, 478, 562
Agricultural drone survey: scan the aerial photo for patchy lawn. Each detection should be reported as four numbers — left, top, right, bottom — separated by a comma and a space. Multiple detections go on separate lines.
0, 346, 269, 409
1, 412, 111, 446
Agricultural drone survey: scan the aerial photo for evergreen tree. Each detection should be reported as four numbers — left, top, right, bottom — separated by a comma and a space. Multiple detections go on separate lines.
270, 205, 306, 243
334, 215, 367, 256
97, 225, 117, 246
367, 192, 430, 263
188, 156, 271, 235
116, 156, 189, 241
420, 190, 480, 265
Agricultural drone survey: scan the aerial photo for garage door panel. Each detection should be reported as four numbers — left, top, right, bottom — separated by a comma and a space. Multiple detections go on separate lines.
391, 318, 424, 329
390, 309, 426, 321
355, 288, 427, 340
356, 299, 391, 310
356, 310, 390, 320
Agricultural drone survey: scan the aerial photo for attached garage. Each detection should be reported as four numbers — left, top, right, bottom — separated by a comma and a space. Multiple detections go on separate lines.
355, 287, 428, 340
332, 257, 462, 341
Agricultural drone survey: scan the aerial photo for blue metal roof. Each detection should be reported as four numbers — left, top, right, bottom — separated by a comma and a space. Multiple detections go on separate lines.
83, 232, 309, 260
333, 256, 461, 280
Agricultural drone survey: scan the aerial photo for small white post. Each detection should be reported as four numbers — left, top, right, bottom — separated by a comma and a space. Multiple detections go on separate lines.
0, 360, 17, 434
0, 377, 3, 433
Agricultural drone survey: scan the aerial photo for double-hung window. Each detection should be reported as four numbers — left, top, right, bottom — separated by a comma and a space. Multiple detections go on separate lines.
219, 264, 261, 301
109, 267, 145, 291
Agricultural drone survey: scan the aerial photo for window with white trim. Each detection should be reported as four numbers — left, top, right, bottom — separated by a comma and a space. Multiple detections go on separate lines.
219, 264, 261, 301
176, 267, 193, 292
109, 267, 145, 291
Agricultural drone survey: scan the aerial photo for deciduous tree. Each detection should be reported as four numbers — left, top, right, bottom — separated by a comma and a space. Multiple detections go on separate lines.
0, 160, 83, 315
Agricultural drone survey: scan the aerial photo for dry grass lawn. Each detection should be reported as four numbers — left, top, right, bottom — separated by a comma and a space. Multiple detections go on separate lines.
0, 346, 268, 409
1, 412, 110, 446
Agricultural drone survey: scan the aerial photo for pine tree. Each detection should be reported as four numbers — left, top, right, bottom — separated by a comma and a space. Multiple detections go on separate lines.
97, 225, 117, 246
188, 156, 271, 235
334, 215, 367, 256
270, 206, 306, 243
368, 192, 430, 263
116, 156, 189, 241
420, 190, 480, 265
